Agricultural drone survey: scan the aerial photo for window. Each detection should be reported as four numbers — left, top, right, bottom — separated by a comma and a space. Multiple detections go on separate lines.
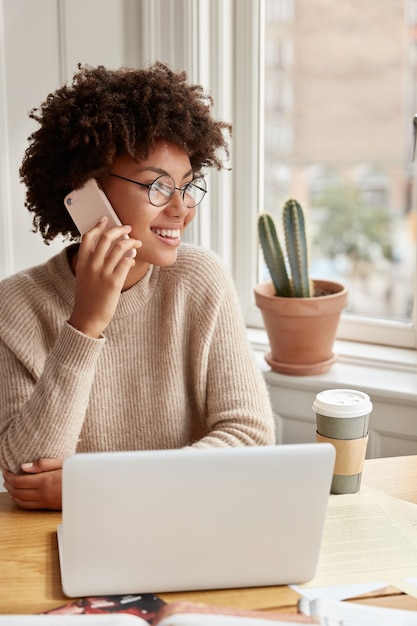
259, 0, 417, 347
137, 0, 417, 351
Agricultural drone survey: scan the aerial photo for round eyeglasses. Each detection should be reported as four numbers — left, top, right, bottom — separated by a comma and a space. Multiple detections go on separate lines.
109, 173, 207, 208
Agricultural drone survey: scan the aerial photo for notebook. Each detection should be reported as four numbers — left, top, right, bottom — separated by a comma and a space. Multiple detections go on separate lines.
58, 443, 335, 597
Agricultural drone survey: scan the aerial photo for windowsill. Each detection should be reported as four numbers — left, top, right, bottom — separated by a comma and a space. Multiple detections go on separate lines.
248, 328, 417, 403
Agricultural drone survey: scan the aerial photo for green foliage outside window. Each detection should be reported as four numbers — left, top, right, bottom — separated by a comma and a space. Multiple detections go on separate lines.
312, 184, 395, 266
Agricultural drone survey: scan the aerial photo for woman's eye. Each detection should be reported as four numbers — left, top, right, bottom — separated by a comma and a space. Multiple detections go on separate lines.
153, 182, 171, 196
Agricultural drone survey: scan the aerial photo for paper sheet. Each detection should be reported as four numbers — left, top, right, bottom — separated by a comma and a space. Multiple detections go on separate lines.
297, 490, 417, 591
298, 595, 417, 625
291, 582, 389, 602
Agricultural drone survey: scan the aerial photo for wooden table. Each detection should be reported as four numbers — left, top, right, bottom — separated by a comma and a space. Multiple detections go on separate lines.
1, 455, 417, 615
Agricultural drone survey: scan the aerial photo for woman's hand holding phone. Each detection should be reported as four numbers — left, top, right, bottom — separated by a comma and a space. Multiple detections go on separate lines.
68, 217, 141, 338
64, 179, 142, 337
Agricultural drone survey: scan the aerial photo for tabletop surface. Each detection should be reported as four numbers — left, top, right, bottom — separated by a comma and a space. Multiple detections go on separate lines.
1, 454, 417, 615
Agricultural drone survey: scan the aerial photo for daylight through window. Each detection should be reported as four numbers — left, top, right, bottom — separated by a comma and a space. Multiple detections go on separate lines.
263, 0, 417, 324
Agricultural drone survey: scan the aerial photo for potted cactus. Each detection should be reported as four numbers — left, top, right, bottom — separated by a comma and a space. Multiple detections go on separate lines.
254, 199, 348, 376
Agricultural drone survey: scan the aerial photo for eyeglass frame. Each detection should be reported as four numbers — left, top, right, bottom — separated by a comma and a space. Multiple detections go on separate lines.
108, 172, 207, 208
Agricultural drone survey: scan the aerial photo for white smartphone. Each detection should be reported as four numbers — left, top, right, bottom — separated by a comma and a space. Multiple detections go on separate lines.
64, 178, 136, 257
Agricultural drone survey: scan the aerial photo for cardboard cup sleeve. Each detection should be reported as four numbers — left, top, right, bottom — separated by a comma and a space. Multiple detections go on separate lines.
316, 432, 369, 475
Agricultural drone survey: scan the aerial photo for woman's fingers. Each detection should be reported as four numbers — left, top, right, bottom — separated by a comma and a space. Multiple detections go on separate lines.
68, 219, 141, 337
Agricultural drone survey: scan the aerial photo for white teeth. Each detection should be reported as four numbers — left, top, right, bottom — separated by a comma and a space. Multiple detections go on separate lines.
153, 228, 180, 238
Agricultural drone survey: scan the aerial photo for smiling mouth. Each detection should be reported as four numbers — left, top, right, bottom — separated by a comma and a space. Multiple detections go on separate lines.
151, 228, 181, 239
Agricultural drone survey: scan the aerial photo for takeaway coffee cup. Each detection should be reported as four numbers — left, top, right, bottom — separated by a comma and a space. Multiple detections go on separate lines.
313, 389, 373, 494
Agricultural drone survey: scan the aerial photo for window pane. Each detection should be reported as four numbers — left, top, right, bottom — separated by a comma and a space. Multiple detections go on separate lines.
263, 0, 417, 322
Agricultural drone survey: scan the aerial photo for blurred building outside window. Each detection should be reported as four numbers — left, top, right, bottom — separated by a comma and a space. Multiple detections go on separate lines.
263, 0, 417, 324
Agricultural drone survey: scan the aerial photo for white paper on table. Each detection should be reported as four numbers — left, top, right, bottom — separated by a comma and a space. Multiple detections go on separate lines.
291, 581, 389, 602
298, 595, 417, 625
295, 490, 417, 592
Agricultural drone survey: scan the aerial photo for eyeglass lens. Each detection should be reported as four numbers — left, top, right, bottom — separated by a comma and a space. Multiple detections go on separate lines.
149, 175, 206, 208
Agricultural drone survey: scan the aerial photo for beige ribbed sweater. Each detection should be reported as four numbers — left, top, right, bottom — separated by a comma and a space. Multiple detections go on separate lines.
0, 244, 275, 472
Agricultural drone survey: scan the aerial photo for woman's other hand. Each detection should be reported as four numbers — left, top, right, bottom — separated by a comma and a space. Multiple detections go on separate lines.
2, 458, 63, 510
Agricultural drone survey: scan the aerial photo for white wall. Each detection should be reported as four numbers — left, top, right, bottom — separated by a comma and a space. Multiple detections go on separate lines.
265, 366, 417, 459
0, 0, 136, 279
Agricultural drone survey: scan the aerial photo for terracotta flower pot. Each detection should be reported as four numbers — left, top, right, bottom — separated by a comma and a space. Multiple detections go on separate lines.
254, 279, 349, 376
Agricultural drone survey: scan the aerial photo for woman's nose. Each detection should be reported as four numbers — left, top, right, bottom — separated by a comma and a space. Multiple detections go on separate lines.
164, 189, 189, 216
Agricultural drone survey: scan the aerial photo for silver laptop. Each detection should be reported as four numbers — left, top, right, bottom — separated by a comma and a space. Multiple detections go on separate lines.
58, 443, 335, 597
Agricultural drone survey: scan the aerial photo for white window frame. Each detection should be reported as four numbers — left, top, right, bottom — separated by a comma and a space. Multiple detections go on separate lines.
140, 0, 417, 355
234, 0, 417, 351
138, 0, 234, 273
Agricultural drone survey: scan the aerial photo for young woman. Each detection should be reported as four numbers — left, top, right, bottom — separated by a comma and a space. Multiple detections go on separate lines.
0, 63, 275, 510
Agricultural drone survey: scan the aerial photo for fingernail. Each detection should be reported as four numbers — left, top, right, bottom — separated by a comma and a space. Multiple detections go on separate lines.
21, 462, 33, 470
124, 225, 132, 232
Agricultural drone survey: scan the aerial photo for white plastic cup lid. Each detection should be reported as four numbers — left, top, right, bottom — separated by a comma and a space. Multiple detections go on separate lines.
313, 389, 373, 418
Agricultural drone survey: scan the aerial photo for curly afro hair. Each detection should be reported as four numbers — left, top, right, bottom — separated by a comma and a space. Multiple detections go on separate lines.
19, 62, 232, 243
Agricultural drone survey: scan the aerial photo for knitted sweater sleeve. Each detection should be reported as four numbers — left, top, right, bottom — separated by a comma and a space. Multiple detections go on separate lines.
0, 272, 106, 473
180, 248, 276, 448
